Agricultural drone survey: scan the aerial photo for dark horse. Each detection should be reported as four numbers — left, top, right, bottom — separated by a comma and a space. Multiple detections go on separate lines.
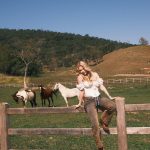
39, 84, 58, 107
12, 89, 37, 108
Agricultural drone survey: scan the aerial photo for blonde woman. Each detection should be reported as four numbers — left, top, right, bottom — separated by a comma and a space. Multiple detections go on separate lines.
76, 61, 116, 150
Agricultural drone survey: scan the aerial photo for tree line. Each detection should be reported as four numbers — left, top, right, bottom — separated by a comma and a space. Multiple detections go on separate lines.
0, 29, 134, 76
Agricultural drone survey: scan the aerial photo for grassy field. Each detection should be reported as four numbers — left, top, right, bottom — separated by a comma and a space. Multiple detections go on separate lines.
0, 86, 150, 150
0, 67, 76, 85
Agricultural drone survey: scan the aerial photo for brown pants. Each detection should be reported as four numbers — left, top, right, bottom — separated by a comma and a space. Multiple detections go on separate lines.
84, 97, 116, 149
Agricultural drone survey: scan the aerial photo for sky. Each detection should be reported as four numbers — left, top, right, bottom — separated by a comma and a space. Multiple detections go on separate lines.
0, 0, 150, 44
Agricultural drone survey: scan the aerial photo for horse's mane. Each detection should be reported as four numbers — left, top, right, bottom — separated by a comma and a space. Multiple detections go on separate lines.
58, 83, 68, 89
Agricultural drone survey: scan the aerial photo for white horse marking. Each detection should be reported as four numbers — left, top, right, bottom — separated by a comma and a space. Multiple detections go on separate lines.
12, 89, 37, 108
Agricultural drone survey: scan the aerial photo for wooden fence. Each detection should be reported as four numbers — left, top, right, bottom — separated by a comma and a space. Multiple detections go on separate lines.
0, 97, 150, 150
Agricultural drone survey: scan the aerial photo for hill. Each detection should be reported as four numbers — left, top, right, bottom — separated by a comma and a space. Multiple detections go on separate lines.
94, 45, 150, 76
0, 29, 133, 76
0, 45, 150, 85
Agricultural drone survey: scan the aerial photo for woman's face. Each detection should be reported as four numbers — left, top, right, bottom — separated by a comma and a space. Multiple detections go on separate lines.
78, 65, 87, 75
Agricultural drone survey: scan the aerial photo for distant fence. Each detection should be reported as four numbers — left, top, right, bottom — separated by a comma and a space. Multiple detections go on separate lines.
105, 77, 150, 84
1, 97, 150, 150
0, 77, 150, 88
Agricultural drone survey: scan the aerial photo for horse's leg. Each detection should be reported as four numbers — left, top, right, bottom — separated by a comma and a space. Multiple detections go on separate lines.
44, 99, 46, 106
30, 101, 33, 107
23, 101, 26, 108
53, 91, 57, 98
63, 96, 69, 107
50, 96, 54, 107
32, 92, 37, 107
32, 97, 37, 107
48, 98, 51, 107
41, 98, 44, 106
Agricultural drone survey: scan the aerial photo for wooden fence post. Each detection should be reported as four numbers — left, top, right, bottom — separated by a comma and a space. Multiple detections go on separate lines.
115, 97, 128, 150
0, 103, 1, 136
0, 103, 9, 150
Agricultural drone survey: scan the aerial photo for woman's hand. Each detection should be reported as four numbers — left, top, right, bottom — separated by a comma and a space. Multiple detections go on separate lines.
108, 96, 116, 100
75, 104, 82, 109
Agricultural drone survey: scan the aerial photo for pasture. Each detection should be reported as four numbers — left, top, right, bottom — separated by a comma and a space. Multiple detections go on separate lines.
0, 86, 150, 150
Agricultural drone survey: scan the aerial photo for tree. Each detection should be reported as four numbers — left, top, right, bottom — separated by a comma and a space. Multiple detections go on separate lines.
139, 37, 149, 45
18, 48, 41, 88
46, 49, 58, 70
0, 28, 133, 72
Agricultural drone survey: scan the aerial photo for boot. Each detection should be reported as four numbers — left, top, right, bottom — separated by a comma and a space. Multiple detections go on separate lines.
100, 120, 110, 134
98, 147, 104, 150
101, 110, 110, 134
102, 122, 110, 134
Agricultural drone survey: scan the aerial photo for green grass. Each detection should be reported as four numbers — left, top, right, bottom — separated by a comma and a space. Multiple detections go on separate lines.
0, 86, 150, 150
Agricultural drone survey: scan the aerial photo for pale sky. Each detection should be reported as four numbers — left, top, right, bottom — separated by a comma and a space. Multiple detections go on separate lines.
0, 0, 150, 44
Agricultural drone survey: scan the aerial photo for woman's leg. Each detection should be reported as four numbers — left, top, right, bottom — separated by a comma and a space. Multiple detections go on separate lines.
85, 101, 103, 149
99, 97, 116, 132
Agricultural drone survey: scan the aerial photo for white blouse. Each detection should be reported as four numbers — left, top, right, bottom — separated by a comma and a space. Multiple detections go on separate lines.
76, 76, 103, 98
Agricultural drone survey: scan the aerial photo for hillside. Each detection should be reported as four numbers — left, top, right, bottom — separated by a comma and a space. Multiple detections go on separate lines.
0, 29, 133, 76
1, 46, 150, 85
94, 45, 150, 76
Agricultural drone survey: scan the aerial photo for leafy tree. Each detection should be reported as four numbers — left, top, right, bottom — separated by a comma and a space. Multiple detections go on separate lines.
139, 37, 149, 45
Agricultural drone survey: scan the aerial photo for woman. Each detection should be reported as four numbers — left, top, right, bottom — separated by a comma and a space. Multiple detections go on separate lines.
75, 61, 116, 150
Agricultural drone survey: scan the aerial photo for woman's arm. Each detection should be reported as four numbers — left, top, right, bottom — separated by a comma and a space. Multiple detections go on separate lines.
99, 84, 114, 100
94, 72, 115, 100
75, 75, 85, 108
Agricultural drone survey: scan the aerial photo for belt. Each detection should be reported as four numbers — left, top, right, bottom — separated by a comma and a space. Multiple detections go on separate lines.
84, 96, 99, 100
84, 96, 101, 112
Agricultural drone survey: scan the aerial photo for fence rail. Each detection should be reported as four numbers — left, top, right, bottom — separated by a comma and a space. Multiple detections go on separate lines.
1, 98, 150, 150
7, 127, 150, 136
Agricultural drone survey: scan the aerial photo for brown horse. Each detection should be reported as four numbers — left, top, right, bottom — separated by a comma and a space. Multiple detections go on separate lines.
39, 84, 57, 107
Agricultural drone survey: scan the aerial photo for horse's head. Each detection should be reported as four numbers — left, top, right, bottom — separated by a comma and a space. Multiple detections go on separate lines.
38, 84, 43, 90
12, 90, 25, 103
12, 91, 23, 103
12, 91, 19, 103
53, 83, 59, 90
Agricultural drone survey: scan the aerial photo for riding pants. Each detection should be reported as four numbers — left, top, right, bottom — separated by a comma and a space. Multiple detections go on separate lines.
84, 96, 116, 149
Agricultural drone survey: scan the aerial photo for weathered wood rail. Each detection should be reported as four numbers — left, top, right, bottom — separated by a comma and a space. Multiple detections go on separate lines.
1, 97, 150, 150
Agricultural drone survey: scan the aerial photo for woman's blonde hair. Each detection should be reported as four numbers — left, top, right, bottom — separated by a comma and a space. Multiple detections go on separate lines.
76, 61, 92, 81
